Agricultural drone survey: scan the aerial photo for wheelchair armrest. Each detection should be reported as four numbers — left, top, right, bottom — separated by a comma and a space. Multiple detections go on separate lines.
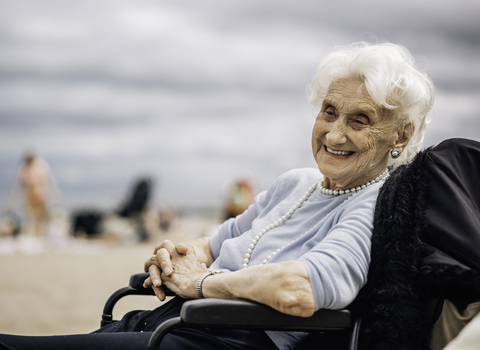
129, 273, 176, 297
148, 298, 360, 350
129, 272, 151, 289
181, 298, 353, 330
101, 273, 175, 327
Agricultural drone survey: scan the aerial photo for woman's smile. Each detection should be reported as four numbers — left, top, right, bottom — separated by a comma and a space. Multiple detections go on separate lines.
324, 146, 354, 157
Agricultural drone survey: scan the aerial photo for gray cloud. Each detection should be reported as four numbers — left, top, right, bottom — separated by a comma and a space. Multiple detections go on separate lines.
1, 0, 479, 214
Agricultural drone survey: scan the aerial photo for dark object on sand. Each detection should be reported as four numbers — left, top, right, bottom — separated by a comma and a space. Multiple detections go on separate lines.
72, 210, 103, 236
117, 178, 152, 218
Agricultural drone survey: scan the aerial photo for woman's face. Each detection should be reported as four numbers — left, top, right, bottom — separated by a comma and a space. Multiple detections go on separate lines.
311, 78, 399, 189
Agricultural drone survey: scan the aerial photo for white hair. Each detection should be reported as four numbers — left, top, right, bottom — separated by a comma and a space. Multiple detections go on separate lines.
308, 41, 435, 167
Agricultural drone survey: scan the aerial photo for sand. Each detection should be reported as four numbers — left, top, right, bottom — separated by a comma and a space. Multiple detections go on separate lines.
0, 216, 220, 336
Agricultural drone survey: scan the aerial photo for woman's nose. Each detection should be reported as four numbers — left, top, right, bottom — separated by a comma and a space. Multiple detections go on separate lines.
326, 120, 347, 145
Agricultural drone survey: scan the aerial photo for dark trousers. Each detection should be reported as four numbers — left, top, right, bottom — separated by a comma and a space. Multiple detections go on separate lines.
0, 297, 278, 350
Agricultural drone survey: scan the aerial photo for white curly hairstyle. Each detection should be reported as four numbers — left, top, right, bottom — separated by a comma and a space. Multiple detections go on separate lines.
308, 41, 435, 168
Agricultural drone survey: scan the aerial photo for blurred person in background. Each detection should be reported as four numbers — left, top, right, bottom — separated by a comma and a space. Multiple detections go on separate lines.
9, 152, 59, 237
158, 205, 177, 232
0, 211, 21, 237
222, 174, 258, 220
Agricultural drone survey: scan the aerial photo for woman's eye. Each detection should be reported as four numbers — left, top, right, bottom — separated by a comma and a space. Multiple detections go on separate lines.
353, 115, 370, 126
324, 108, 335, 117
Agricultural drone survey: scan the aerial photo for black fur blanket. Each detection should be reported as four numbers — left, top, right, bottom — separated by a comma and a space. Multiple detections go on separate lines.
349, 138, 480, 350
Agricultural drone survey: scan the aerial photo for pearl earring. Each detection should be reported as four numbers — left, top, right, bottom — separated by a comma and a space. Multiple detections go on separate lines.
391, 149, 401, 158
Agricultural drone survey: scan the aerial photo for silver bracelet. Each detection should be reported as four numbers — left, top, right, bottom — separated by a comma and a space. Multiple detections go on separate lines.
196, 271, 222, 298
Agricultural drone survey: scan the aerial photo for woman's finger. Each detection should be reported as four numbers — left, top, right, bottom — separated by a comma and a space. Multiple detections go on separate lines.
152, 285, 166, 301
143, 276, 152, 288
153, 240, 175, 254
144, 254, 158, 273
157, 248, 174, 276
149, 265, 166, 301
175, 243, 189, 255
148, 264, 162, 288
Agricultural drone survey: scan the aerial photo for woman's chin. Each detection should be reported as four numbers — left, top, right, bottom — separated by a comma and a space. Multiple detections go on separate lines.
319, 171, 355, 189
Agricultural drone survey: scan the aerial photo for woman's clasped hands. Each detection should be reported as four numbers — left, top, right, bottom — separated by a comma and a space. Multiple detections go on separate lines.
143, 240, 208, 301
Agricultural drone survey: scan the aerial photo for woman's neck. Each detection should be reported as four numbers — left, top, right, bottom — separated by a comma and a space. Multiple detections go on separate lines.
323, 168, 388, 191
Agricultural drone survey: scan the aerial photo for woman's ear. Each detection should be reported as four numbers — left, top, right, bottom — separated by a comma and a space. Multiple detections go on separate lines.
394, 121, 414, 151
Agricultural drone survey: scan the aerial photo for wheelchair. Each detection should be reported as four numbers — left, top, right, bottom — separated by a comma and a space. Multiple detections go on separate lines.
101, 138, 480, 350
102, 272, 360, 350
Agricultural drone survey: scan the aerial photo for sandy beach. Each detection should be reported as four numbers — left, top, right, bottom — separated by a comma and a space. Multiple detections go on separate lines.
0, 216, 220, 336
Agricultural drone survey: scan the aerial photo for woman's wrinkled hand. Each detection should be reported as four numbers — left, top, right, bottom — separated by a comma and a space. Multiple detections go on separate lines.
160, 243, 208, 299
143, 240, 190, 301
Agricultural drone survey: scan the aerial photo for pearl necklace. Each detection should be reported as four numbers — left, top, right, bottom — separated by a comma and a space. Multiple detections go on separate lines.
318, 169, 389, 195
242, 169, 389, 268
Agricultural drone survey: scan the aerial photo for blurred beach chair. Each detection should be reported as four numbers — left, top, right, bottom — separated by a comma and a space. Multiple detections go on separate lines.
116, 177, 152, 219
71, 177, 153, 239
72, 210, 104, 237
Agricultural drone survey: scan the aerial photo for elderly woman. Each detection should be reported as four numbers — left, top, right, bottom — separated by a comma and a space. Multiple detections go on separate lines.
0, 41, 434, 350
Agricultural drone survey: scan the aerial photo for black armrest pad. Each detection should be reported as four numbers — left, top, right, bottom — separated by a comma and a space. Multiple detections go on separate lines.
180, 299, 353, 330
129, 273, 151, 288
129, 273, 175, 296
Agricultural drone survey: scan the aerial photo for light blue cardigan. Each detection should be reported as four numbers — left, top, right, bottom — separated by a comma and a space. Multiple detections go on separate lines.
208, 168, 383, 349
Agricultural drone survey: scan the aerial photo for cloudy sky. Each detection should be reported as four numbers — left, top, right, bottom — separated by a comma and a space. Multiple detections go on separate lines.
1, 0, 479, 215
